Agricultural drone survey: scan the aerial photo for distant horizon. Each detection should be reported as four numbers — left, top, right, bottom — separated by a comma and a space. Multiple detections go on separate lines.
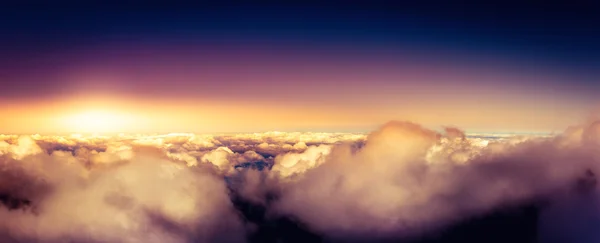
0, 128, 555, 137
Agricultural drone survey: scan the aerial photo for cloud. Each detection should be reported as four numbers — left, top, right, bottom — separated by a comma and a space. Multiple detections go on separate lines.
201, 147, 237, 174
0, 138, 244, 243
273, 120, 600, 241
271, 145, 333, 179
5, 136, 44, 160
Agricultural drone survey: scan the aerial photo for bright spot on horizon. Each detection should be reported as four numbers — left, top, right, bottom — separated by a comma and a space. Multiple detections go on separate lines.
58, 110, 137, 134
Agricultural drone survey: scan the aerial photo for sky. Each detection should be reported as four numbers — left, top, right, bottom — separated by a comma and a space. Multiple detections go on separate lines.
0, 1, 599, 134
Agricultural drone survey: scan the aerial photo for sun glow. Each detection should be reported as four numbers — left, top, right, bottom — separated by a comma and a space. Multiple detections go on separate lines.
59, 110, 137, 134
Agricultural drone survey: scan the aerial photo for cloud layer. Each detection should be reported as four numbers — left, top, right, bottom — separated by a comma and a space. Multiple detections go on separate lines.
0, 122, 599, 242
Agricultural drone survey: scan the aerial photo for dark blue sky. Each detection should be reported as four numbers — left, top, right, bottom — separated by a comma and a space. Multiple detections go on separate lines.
1, 1, 598, 94
1, 1, 599, 66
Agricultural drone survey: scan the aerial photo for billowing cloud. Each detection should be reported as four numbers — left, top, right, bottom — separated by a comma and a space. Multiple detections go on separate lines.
273, 120, 600, 241
271, 145, 333, 179
0, 138, 244, 243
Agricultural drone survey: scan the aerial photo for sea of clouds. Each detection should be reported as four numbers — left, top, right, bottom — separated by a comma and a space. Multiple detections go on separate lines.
1, 119, 599, 242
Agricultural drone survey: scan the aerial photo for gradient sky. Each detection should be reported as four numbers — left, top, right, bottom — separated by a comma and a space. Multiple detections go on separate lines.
0, 1, 599, 134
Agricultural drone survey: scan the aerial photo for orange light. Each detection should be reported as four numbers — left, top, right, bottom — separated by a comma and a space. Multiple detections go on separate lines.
57, 110, 138, 134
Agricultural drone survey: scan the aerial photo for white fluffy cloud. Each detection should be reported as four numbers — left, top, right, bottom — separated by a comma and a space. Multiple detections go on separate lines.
271, 145, 333, 179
